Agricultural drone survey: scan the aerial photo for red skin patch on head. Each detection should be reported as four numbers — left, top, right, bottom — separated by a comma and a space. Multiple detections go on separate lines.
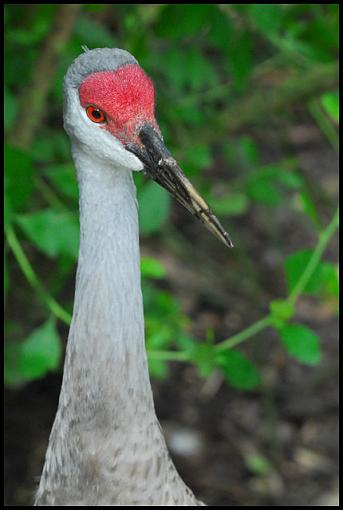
79, 64, 158, 146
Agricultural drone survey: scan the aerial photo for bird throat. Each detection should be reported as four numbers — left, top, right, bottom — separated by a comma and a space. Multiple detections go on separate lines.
60, 145, 156, 430
35, 145, 186, 505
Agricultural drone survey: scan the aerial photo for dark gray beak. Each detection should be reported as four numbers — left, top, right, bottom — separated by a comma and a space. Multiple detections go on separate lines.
127, 123, 233, 248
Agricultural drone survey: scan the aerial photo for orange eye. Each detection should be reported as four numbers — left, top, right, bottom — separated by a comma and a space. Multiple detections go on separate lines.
86, 105, 106, 123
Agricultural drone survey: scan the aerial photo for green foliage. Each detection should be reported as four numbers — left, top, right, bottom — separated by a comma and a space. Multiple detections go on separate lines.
161, 47, 218, 93
16, 209, 79, 260
192, 343, 217, 378
248, 4, 284, 35
269, 299, 295, 328
5, 318, 61, 386
4, 4, 338, 391
74, 15, 116, 48
31, 133, 71, 163
216, 350, 261, 390
297, 190, 322, 229
212, 193, 249, 218
5, 144, 34, 220
321, 91, 339, 124
277, 323, 321, 365
43, 163, 78, 201
141, 257, 166, 279
142, 268, 196, 379
245, 453, 273, 476
4, 252, 10, 298
138, 181, 171, 234
183, 145, 213, 177
285, 250, 338, 298
19, 319, 62, 379
4, 88, 18, 131
246, 164, 303, 207
227, 30, 252, 92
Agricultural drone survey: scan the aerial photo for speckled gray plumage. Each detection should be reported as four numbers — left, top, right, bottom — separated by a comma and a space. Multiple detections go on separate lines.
64, 48, 137, 90
35, 49, 203, 506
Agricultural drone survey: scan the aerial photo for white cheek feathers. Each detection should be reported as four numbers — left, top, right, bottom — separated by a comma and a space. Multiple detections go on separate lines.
63, 88, 144, 172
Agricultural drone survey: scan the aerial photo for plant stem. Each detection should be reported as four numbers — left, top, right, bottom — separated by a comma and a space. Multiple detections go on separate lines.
148, 350, 191, 362
215, 315, 273, 352
288, 207, 339, 306
208, 207, 338, 354
5, 224, 72, 325
308, 98, 339, 152
219, 62, 338, 134
35, 177, 68, 212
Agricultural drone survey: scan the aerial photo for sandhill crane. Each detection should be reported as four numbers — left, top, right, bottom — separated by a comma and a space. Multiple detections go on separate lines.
35, 48, 233, 506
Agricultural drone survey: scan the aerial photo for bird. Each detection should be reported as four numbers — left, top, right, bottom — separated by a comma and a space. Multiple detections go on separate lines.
34, 48, 233, 506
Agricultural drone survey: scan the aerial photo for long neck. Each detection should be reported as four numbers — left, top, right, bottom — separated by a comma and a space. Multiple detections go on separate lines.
60, 144, 155, 426
35, 144, 199, 506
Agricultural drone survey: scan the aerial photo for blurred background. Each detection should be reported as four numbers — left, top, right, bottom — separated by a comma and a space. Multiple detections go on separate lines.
4, 4, 338, 506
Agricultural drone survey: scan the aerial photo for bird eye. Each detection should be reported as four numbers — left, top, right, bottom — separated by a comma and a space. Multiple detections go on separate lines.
86, 105, 106, 124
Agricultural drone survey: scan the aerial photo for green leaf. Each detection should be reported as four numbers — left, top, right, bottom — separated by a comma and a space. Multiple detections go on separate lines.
4, 252, 10, 298
318, 262, 339, 298
275, 169, 303, 189
141, 257, 166, 279
208, 6, 233, 48
239, 136, 260, 165
183, 144, 213, 177
247, 178, 283, 206
142, 281, 179, 318
269, 299, 295, 326
4, 192, 11, 228
44, 163, 78, 201
4, 87, 18, 131
4, 341, 24, 387
84, 4, 108, 12
19, 318, 62, 380
148, 357, 169, 380
192, 343, 216, 378
285, 250, 338, 297
245, 453, 272, 475
247, 4, 283, 35
175, 333, 197, 352
246, 165, 302, 206
213, 193, 249, 217
9, 5, 55, 46
285, 249, 313, 294
321, 91, 339, 124
31, 132, 70, 163
146, 325, 173, 351
227, 30, 252, 92
170, 103, 206, 128
278, 323, 321, 365
216, 350, 261, 390
155, 4, 215, 40
187, 51, 218, 91
30, 137, 56, 163
160, 47, 217, 93
4, 144, 34, 214
16, 209, 79, 260
297, 190, 321, 229
138, 181, 171, 234
74, 16, 116, 47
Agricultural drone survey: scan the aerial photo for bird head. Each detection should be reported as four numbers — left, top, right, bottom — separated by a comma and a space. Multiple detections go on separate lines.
64, 48, 233, 248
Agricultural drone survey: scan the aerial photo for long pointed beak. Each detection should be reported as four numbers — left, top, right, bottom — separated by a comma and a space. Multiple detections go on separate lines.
127, 123, 233, 248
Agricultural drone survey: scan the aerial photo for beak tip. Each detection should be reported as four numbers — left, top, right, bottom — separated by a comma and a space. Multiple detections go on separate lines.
131, 123, 235, 250
225, 236, 234, 249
